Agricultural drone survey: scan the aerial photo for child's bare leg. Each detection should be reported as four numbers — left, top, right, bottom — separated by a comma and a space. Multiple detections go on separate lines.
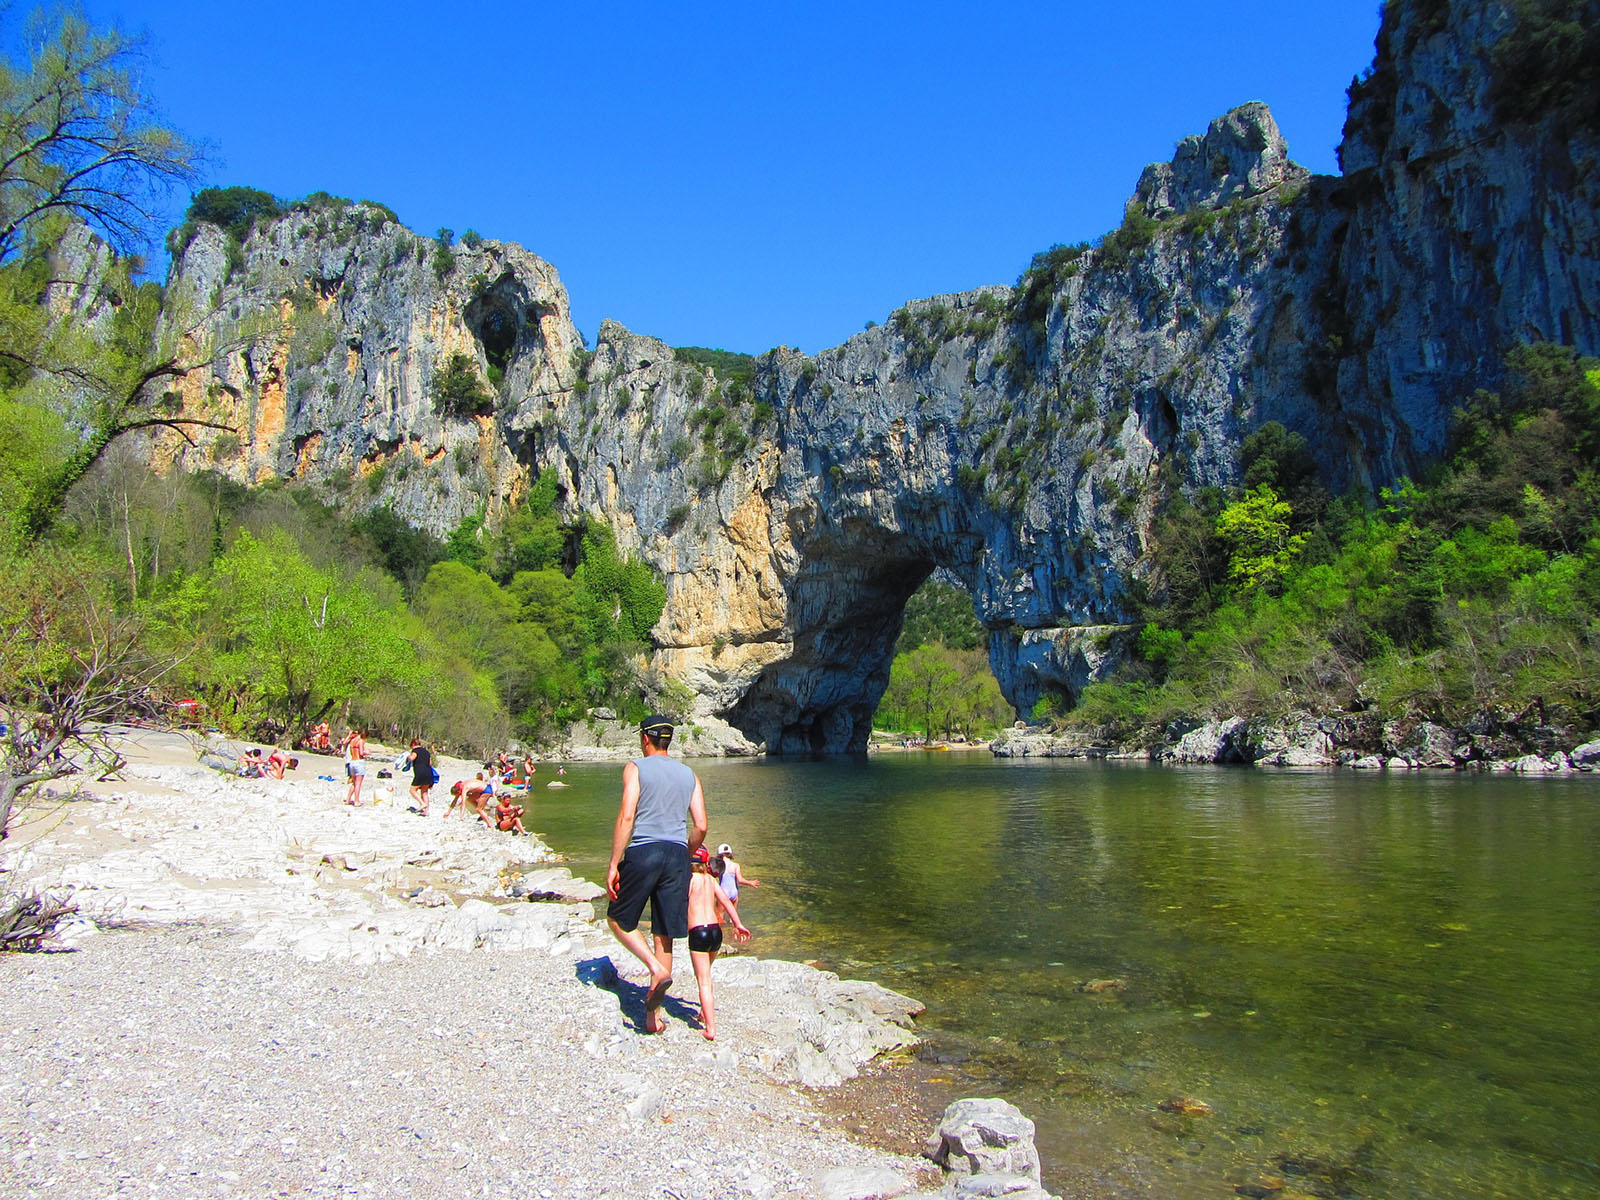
690, 949, 717, 1040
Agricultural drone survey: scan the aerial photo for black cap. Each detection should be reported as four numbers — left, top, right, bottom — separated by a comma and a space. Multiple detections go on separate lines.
640, 714, 674, 739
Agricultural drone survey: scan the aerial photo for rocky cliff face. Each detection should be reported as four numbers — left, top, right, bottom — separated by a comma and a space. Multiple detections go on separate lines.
131, 0, 1596, 753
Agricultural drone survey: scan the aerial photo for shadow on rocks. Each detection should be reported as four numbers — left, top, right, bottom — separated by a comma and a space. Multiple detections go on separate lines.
576, 954, 702, 1034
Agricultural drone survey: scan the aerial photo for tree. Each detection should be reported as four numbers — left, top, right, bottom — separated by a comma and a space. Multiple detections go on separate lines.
167, 185, 281, 251
0, 11, 197, 262
0, 14, 248, 548
432, 351, 492, 416
1, 548, 167, 837
891, 644, 962, 742
1, 235, 240, 546
153, 529, 418, 738
1216, 485, 1308, 594
489, 469, 565, 581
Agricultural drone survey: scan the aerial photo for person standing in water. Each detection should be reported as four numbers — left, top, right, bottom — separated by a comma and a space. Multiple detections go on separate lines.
605, 715, 707, 1034
714, 842, 761, 917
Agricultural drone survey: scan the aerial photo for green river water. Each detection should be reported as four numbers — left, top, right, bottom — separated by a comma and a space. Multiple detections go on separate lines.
525, 754, 1599, 1200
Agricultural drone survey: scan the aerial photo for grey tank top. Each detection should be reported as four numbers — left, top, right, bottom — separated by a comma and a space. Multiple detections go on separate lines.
629, 755, 696, 846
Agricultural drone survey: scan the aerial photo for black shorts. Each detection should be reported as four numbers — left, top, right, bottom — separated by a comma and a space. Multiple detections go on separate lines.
687, 923, 723, 954
607, 840, 690, 939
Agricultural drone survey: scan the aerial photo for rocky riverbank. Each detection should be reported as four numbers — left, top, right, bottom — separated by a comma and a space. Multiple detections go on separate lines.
1, 727, 1061, 1199
993, 712, 1600, 774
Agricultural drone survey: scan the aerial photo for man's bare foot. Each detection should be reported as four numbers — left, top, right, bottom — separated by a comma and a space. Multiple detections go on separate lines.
701, 1026, 716, 1041
642, 970, 671, 1033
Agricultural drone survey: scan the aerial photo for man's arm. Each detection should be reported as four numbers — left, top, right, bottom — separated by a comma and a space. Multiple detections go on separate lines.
607, 761, 642, 899
687, 775, 708, 857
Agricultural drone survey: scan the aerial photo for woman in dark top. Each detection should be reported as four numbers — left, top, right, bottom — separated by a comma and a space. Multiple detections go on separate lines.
407, 739, 435, 815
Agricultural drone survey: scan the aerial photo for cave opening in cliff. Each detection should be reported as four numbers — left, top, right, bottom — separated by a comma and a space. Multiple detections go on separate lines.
725, 551, 1002, 756
870, 573, 1005, 744
464, 274, 532, 376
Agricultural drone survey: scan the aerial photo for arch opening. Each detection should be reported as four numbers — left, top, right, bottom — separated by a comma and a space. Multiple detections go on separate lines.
726, 548, 937, 756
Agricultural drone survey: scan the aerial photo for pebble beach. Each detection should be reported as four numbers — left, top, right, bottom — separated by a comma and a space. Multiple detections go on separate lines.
0, 728, 997, 1200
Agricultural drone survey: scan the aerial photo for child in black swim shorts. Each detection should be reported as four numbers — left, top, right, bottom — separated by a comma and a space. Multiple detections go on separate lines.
686, 855, 749, 1041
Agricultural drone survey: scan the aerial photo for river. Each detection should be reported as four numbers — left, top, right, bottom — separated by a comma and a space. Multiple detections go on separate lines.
525, 753, 1600, 1200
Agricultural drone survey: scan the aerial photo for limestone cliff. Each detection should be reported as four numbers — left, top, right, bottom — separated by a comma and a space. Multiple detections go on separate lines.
131, 1, 1597, 753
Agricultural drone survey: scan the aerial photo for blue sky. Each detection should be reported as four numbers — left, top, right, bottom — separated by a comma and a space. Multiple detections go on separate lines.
83, 2, 1382, 355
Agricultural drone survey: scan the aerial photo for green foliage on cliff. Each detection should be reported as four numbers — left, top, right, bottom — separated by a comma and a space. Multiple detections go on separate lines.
432, 351, 493, 416
896, 577, 985, 654
1067, 344, 1600, 738
1490, 0, 1600, 133
673, 345, 755, 384
171, 186, 283, 250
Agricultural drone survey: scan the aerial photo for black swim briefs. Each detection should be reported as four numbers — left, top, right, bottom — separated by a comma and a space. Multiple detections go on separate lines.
607, 840, 690, 938
687, 923, 723, 954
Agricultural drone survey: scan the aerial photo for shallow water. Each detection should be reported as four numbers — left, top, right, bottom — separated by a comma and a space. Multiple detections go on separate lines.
526, 754, 1600, 1199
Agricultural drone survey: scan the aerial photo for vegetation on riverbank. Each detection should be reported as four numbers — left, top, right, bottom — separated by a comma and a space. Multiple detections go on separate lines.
874, 579, 1010, 743
1051, 343, 1600, 744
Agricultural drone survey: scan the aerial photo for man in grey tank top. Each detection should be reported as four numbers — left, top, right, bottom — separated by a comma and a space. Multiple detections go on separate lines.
605, 714, 708, 1033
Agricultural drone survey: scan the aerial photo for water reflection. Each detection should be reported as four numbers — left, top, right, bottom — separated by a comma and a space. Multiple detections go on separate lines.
531, 756, 1600, 1199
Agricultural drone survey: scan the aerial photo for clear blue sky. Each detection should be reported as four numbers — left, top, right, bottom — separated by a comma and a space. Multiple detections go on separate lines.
82, 1, 1382, 355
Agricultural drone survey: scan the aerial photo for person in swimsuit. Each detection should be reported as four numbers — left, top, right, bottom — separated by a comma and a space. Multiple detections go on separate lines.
605, 714, 709, 1035
341, 729, 367, 806
494, 787, 527, 834
450, 772, 497, 828
714, 842, 761, 915
406, 739, 434, 815
686, 854, 750, 1041
266, 749, 297, 779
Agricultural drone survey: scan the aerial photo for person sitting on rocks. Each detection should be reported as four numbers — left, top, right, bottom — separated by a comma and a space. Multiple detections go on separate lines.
687, 854, 750, 1041
237, 748, 266, 778
495, 792, 527, 835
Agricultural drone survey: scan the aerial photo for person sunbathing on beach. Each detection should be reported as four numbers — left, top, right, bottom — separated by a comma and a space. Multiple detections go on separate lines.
687, 854, 750, 1041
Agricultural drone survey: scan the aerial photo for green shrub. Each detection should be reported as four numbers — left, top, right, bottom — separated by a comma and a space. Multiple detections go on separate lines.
433, 352, 493, 416
168, 186, 283, 255
1095, 205, 1159, 271
1490, 0, 1600, 133
432, 228, 455, 282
